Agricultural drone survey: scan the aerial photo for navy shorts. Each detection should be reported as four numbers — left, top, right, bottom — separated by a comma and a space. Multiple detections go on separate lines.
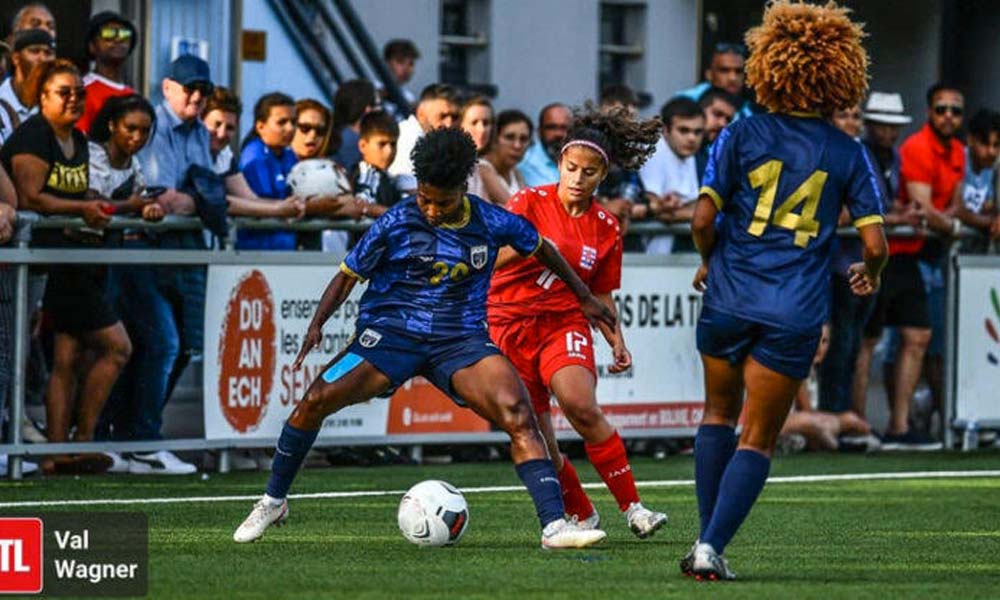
344, 324, 502, 405
696, 306, 821, 380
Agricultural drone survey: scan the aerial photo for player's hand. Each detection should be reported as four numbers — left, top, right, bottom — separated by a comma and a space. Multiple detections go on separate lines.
692, 263, 709, 292
581, 294, 615, 329
82, 201, 113, 229
292, 326, 322, 371
847, 262, 879, 296
141, 202, 165, 222
608, 343, 632, 374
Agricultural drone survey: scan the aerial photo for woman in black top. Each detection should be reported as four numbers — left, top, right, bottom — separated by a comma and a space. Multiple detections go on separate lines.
2, 59, 132, 474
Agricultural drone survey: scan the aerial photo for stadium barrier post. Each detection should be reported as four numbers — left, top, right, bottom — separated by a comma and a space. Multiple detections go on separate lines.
6, 219, 33, 480
218, 449, 232, 473
943, 239, 959, 451
409, 445, 423, 464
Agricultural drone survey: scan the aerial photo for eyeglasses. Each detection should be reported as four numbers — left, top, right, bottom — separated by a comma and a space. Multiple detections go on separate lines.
183, 81, 214, 97
296, 122, 328, 136
933, 104, 963, 116
99, 26, 133, 42
47, 86, 86, 101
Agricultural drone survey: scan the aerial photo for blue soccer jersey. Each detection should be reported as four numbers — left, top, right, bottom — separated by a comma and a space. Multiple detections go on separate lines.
341, 194, 542, 338
700, 113, 885, 333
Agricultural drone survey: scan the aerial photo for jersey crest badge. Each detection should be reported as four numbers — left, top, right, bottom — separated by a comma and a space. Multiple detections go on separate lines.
359, 328, 382, 348
470, 245, 488, 269
580, 246, 598, 270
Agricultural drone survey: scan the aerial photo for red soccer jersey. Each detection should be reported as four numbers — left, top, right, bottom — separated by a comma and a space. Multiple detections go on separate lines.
76, 73, 134, 135
488, 183, 623, 320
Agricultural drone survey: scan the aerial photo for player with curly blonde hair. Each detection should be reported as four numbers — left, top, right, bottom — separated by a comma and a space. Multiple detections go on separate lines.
680, 1, 889, 580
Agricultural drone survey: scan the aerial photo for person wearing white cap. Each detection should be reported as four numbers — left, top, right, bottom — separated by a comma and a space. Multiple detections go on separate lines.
861, 92, 913, 199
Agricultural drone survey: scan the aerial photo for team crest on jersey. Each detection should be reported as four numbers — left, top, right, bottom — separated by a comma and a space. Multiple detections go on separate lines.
359, 328, 382, 348
580, 246, 598, 270
470, 245, 488, 269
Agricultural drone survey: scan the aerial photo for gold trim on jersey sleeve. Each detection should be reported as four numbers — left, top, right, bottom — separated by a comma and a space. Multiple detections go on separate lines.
525, 233, 543, 257
853, 215, 884, 229
339, 262, 366, 282
700, 186, 724, 210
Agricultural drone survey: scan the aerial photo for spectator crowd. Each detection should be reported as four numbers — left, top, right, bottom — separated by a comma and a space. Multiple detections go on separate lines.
1, 4, 998, 476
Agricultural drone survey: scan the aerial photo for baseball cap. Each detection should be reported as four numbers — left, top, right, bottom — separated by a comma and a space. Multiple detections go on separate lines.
13, 28, 55, 53
862, 92, 913, 125
167, 54, 212, 86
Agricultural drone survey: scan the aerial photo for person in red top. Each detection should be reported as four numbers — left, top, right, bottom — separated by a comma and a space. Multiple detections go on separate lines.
865, 82, 964, 451
488, 105, 669, 538
77, 12, 138, 134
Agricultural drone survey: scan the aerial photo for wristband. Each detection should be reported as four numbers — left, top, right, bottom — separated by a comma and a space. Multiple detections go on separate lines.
952, 218, 962, 236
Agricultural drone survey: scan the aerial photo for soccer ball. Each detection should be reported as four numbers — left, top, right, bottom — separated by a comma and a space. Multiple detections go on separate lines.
287, 158, 352, 197
397, 480, 469, 547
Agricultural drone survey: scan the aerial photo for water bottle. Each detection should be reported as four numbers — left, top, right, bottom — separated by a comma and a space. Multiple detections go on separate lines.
962, 420, 979, 452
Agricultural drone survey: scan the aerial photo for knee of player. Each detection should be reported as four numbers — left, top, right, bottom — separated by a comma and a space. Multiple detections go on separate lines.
562, 401, 603, 431
107, 336, 133, 367
494, 393, 535, 433
299, 388, 337, 421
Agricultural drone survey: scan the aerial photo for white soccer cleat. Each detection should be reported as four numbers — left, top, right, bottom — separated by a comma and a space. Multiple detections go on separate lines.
233, 498, 289, 543
541, 517, 607, 549
129, 450, 197, 475
573, 507, 600, 530
103, 452, 131, 474
691, 542, 736, 581
679, 539, 698, 576
624, 502, 668, 539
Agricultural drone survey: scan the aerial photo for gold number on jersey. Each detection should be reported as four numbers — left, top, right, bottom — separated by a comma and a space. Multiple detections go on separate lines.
429, 260, 469, 285
747, 160, 828, 248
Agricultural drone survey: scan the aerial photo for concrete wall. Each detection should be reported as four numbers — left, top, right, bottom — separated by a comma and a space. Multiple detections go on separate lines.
352, 0, 440, 99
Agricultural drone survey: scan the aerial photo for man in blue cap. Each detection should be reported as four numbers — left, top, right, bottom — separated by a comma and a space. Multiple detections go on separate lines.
102, 55, 216, 475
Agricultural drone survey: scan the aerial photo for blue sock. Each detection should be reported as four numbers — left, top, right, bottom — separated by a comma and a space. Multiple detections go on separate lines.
694, 424, 737, 537
515, 459, 565, 529
265, 423, 319, 500
702, 449, 771, 554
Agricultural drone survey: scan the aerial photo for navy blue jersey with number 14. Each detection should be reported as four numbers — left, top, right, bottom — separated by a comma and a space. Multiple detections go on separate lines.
700, 113, 885, 333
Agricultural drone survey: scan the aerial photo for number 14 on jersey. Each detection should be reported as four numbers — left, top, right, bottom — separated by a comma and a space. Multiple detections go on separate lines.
747, 160, 829, 248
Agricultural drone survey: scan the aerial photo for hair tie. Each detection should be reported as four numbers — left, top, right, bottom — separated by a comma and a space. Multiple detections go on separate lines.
560, 139, 609, 166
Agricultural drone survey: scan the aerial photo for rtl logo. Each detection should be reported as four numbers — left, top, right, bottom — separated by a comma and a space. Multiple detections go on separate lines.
0, 518, 43, 594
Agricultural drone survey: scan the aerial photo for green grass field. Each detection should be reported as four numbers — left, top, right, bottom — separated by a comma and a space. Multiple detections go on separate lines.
2, 452, 999, 599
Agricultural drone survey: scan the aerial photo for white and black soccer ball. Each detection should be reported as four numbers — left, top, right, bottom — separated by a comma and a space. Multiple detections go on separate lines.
397, 480, 469, 547
286, 158, 352, 197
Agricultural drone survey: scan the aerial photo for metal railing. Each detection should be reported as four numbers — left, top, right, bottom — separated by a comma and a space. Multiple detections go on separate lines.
0, 212, 990, 478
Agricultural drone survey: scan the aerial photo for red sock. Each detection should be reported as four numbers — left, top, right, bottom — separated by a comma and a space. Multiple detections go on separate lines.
585, 431, 639, 512
557, 455, 593, 520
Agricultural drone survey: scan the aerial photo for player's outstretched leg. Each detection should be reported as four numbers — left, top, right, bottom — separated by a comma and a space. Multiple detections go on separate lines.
536, 413, 598, 526
451, 355, 606, 549
692, 357, 799, 580
233, 353, 391, 543
550, 366, 667, 539
682, 354, 743, 575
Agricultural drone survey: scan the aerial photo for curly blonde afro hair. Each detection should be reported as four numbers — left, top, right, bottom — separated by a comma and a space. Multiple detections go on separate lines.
745, 0, 869, 114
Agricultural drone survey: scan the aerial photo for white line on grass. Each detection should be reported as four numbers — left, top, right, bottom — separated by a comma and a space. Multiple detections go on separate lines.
1, 469, 998, 509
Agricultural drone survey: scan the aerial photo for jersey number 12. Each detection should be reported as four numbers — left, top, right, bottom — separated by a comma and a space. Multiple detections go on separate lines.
747, 160, 828, 248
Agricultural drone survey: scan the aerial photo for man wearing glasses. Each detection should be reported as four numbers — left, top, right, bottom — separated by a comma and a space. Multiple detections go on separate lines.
77, 11, 138, 134
675, 43, 756, 122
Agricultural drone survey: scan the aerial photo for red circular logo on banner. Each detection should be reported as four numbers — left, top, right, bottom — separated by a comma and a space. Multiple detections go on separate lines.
217, 270, 276, 433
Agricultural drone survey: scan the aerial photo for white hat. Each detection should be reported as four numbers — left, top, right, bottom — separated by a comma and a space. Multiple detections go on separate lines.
863, 92, 912, 125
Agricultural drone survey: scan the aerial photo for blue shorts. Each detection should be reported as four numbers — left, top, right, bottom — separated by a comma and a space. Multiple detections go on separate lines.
696, 306, 821, 380
343, 324, 502, 406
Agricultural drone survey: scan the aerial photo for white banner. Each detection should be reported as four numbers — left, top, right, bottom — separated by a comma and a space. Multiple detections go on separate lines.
203, 263, 706, 440
955, 264, 1000, 423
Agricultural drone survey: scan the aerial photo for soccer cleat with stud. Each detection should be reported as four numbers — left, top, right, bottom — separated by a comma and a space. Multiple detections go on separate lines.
691, 542, 736, 581
624, 502, 667, 539
540, 517, 607, 549
679, 540, 698, 576
233, 498, 289, 543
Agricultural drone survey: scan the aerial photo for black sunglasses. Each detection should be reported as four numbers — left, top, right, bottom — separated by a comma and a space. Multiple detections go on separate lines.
714, 42, 746, 57
296, 122, 328, 136
183, 81, 214, 97
48, 86, 86, 101
933, 104, 963, 117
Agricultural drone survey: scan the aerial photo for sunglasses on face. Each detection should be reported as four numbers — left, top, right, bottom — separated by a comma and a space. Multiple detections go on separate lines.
296, 122, 328, 136
48, 86, 86, 101
183, 81, 214, 97
714, 42, 746, 57
933, 104, 963, 116
99, 27, 133, 42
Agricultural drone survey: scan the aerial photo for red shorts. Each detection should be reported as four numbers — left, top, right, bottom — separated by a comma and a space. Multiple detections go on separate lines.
489, 312, 596, 414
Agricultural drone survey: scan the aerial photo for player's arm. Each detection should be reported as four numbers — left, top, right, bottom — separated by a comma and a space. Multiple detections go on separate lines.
493, 246, 523, 270
533, 240, 615, 329
847, 224, 889, 297
292, 270, 359, 369
690, 194, 719, 292
594, 292, 631, 373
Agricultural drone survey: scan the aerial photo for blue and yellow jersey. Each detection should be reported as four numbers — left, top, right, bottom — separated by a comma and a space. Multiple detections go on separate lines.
700, 113, 885, 333
341, 194, 542, 338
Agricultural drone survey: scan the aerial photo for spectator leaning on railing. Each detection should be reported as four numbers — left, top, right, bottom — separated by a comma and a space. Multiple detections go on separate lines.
674, 42, 757, 121
0, 29, 55, 145
520, 102, 571, 187
479, 109, 531, 206
0, 59, 132, 475
388, 83, 461, 192
459, 95, 494, 199
953, 108, 1000, 248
